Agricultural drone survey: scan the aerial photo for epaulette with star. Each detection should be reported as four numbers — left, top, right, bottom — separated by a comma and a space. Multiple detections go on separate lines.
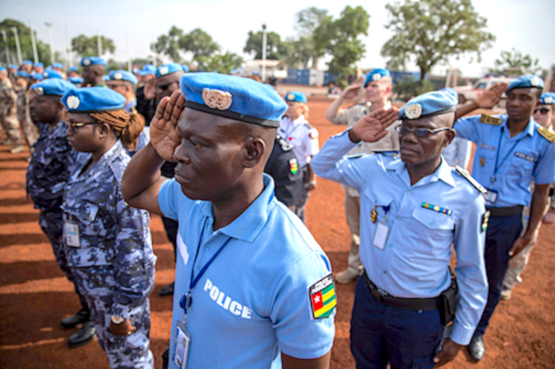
276, 134, 293, 152
479, 114, 503, 125
454, 166, 487, 194
537, 126, 555, 143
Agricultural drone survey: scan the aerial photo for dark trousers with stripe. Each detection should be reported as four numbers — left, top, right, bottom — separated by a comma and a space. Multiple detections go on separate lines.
350, 277, 444, 369
474, 212, 522, 337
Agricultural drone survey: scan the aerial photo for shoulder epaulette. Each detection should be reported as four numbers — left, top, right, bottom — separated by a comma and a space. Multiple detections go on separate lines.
455, 166, 487, 194
109, 156, 126, 183
276, 134, 293, 152
479, 114, 503, 125
537, 126, 555, 143
372, 149, 400, 158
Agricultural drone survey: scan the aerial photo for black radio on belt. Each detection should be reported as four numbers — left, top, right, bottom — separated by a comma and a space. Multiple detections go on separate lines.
438, 269, 458, 326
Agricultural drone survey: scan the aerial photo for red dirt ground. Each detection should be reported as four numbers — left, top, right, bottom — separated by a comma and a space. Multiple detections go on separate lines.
1, 97, 554, 368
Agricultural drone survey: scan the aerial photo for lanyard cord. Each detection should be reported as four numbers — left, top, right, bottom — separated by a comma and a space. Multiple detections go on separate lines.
492, 126, 524, 183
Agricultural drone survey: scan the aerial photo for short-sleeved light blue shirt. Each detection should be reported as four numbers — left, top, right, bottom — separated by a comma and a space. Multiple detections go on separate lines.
158, 174, 335, 368
455, 114, 555, 207
312, 129, 488, 345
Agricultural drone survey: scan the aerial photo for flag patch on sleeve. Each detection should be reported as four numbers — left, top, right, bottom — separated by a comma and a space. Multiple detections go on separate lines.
308, 274, 336, 319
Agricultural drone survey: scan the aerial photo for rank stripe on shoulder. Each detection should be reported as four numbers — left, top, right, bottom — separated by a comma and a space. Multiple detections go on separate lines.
455, 166, 487, 194
479, 114, 503, 125
537, 126, 555, 143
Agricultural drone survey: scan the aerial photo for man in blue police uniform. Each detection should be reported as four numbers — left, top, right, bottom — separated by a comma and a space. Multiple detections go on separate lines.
313, 90, 488, 368
264, 134, 303, 211
121, 73, 336, 369
80, 56, 106, 87
453, 75, 555, 360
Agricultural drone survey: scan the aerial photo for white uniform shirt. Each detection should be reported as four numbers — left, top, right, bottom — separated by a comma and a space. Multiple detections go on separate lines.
278, 116, 320, 167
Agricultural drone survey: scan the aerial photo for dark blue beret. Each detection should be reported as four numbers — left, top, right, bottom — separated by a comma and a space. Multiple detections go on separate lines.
32, 79, 76, 96
399, 90, 457, 120
507, 75, 544, 93
61, 87, 126, 113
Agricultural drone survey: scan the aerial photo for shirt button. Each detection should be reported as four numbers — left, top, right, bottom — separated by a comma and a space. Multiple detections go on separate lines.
383, 270, 387, 274
396, 216, 401, 220
406, 190, 411, 194
429, 222, 434, 226
388, 243, 393, 248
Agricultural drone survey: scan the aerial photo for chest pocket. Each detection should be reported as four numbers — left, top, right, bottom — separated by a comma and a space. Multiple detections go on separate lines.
411, 207, 454, 245
63, 201, 108, 238
476, 144, 496, 163
363, 188, 394, 224
511, 151, 535, 176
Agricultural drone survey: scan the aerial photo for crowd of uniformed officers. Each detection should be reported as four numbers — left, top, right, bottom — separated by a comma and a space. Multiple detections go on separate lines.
1, 56, 554, 369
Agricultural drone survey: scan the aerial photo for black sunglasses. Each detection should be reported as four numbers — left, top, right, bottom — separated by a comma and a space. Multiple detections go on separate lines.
68, 121, 100, 132
534, 108, 551, 115
395, 125, 452, 138
156, 81, 178, 91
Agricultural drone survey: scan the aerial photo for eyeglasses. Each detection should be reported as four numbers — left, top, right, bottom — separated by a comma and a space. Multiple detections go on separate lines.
107, 83, 126, 90
395, 125, 452, 138
534, 108, 551, 115
68, 121, 99, 132
156, 81, 177, 91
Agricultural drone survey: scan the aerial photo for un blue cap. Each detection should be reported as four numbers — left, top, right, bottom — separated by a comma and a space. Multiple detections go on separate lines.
102, 74, 110, 81
42, 69, 63, 79
23, 60, 33, 65
285, 91, 307, 104
0, 66, 7, 72
439, 87, 459, 101
80, 56, 106, 67
155, 63, 184, 78
507, 75, 544, 93
68, 66, 78, 72
399, 90, 458, 120
540, 92, 555, 105
364, 68, 391, 87
34, 62, 44, 68
180, 72, 288, 127
52, 62, 63, 69
29, 72, 44, 80
69, 76, 84, 84
61, 87, 126, 113
32, 79, 76, 96
252, 71, 261, 76
181, 65, 189, 73
136, 64, 155, 76
9, 64, 18, 69
109, 70, 138, 85
16, 71, 28, 78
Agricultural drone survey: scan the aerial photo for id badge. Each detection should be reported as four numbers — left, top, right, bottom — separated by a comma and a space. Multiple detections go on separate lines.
372, 222, 389, 250
483, 188, 498, 205
172, 320, 191, 369
64, 222, 80, 247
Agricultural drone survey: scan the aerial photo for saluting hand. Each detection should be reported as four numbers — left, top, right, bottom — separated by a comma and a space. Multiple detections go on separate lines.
150, 90, 185, 161
349, 107, 399, 144
475, 82, 508, 109
340, 83, 363, 101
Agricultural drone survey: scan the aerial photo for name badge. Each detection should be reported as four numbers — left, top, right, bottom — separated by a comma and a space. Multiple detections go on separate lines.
373, 222, 389, 250
172, 321, 191, 369
514, 152, 535, 162
64, 222, 80, 247
483, 188, 498, 205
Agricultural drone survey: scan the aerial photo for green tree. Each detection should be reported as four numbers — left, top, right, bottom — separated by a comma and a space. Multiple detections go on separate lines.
381, 0, 495, 80
393, 77, 434, 101
281, 37, 313, 69
153, 26, 184, 62
197, 51, 243, 74
179, 28, 220, 62
71, 34, 115, 58
294, 7, 329, 68
493, 49, 540, 76
243, 31, 284, 60
313, 6, 370, 85
0, 19, 50, 65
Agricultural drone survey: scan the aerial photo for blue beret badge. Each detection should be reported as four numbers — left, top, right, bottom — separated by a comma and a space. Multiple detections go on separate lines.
66, 96, 81, 110
203, 88, 232, 110
404, 104, 422, 119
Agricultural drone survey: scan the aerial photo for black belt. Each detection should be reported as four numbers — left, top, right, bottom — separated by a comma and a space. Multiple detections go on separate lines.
364, 273, 439, 311
486, 205, 523, 217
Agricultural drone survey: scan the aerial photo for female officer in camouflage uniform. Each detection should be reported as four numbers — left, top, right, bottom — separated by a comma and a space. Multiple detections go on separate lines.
61, 87, 156, 369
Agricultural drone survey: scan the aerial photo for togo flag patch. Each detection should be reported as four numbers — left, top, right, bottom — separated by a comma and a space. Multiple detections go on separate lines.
308, 274, 336, 319
481, 211, 491, 233
289, 158, 298, 175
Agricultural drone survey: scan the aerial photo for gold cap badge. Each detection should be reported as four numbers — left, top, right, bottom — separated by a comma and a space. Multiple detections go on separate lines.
202, 88, 232, 110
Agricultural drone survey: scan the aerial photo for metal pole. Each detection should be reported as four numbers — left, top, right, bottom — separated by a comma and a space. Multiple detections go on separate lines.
45, 22, 55, 65
97, 29, 102, 56
1, 30, 10, 66
261, 24, 267, 82
12, 27, 22, 64
66, 24, 71, 68
126, 31, 131, 72
29, 23, 39, 63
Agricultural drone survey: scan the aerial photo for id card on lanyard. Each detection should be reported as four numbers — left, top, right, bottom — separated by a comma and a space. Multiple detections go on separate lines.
372, 205, 390, 250
172, 321, 192, 369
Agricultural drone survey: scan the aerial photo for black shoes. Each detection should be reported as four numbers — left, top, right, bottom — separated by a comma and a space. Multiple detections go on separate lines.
468, 335, 486, 361
68, 320, 96, 348
60, 308, 90, 329
159, 282, 175, 297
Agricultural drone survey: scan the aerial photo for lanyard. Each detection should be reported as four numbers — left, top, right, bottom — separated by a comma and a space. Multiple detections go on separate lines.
179, 218, 232, 318
491, 127, 524, 183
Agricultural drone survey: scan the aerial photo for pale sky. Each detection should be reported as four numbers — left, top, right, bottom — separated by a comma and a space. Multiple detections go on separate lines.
1, 0, 554, 77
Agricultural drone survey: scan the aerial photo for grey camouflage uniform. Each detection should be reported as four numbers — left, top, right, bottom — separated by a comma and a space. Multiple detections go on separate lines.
26, 120, 88, 310
62, 140, 156, 369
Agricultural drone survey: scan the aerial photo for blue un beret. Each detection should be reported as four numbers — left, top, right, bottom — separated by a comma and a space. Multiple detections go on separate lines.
285, 91, 308, 104
29, 72, 44, 81
180, 72, 288, 127
0, 66, 7, 72
68, 66, 78, 72
155, 63, 184, 78
9, 64, 18, 69
507, 75, 544, 93
69, 76, 84, 85
540, 92, 555, 105
80, 56, 106, 67
61, 87, 126, 113
32, 79, 76, 96
181, 65, 190, 73
137, 64, 156, 76
109, 70, 138, 85
364, 68, 391, 87
399, 90, 458, 120
43, 69, 63, 79
23, 60, 33, 65
52, 62, 64, 69
16, 71, 28, 78
34, 62, 44, 68
438, 87, 459, 101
